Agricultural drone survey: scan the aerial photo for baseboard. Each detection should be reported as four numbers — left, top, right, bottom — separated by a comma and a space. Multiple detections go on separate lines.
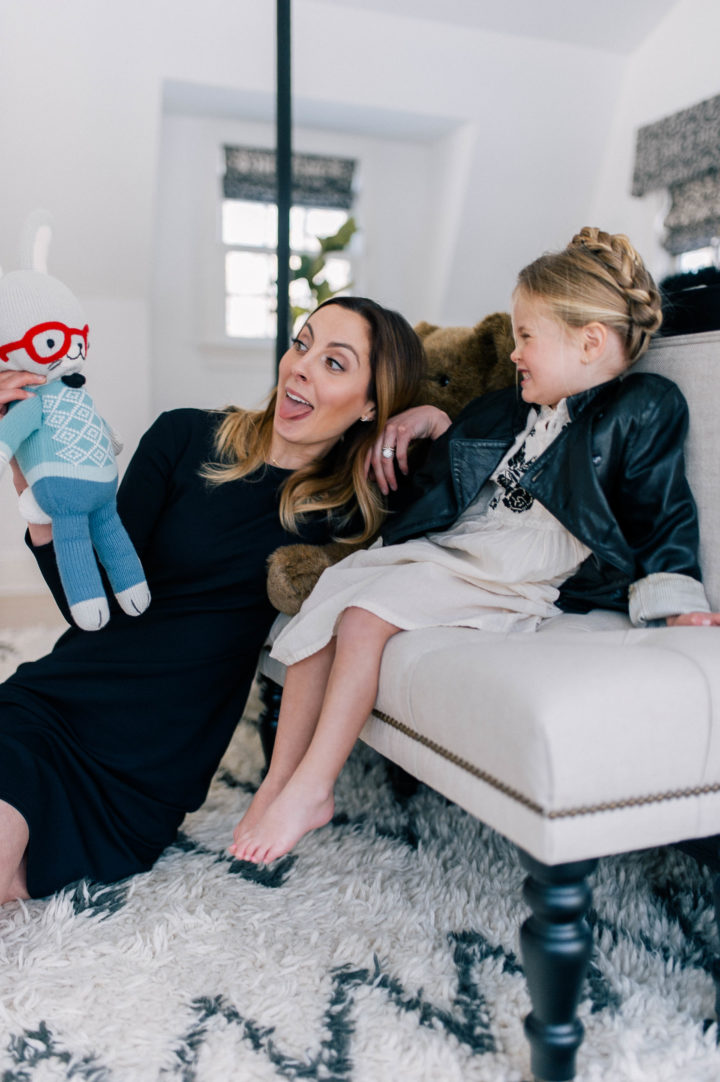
0, 593, 63, 628
0, 550, 63, 627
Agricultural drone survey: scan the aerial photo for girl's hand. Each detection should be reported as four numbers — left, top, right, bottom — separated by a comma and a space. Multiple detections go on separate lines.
666, 612, 720, 627
0, 371, 45, 415
366, 405, 451, 495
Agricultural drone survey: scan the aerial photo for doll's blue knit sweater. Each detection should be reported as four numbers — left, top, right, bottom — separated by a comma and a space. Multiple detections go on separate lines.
0, 379, 116, 483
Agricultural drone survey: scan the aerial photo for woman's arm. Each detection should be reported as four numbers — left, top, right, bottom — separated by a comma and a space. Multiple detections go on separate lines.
365, 405, 451, 495
16, 456, 69, 618
114, 411, 186, 555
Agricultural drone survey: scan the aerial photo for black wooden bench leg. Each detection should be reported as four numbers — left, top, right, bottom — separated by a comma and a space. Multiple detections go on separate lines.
257, 672, 282, 770
519, 851, 598, 1082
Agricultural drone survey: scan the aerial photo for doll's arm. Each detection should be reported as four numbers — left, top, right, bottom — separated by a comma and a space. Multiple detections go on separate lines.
10, 449, 72, 621
105, 421, 124, 456
1, 376, 51, 529
11, 457, 52, 532
0, 396, 42, 475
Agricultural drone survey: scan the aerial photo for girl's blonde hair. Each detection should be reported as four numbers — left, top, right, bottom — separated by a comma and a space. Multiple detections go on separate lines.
201, 296, 425, 544
516, 226, 663, 364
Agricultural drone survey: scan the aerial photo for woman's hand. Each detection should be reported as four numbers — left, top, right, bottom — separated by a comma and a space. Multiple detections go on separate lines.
666, 612, 720, 627
0, 370, 45, 416
10, 456, 29, 497
366, 405, 451, 495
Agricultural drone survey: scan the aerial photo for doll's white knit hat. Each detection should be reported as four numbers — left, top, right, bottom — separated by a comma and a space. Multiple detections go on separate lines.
0, 270, 86, 347
0, 211, 86, 367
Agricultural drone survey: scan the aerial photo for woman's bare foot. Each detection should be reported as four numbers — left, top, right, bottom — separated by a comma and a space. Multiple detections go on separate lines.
229, 774, 286, 858
1, 864, 29, 905
238, 774, 335, 864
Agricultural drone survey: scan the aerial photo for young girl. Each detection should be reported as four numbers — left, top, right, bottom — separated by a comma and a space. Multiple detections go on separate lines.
230, 227, 720, 866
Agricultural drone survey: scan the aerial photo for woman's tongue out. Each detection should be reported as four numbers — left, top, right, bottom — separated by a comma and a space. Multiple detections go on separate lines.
278, 389, 313, 420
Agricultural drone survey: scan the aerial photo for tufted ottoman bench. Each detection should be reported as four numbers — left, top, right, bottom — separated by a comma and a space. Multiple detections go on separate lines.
257, 330, 720, 1082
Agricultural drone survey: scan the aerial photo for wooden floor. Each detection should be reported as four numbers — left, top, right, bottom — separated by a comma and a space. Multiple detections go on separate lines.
0, 594, 63, 628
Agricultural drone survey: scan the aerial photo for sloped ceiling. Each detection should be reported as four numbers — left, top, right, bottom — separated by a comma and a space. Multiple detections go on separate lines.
323, 0, 681, 54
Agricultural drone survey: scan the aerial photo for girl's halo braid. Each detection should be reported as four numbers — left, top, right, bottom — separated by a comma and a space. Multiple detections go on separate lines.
516, 226, 663, 364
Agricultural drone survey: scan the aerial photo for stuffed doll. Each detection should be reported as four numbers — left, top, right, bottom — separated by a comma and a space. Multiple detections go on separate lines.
0, 233, 150, 631
266, 310, 516, 615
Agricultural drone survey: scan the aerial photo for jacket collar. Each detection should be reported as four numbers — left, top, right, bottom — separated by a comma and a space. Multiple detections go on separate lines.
502, 379, 619, 432
561, 374, 625, 421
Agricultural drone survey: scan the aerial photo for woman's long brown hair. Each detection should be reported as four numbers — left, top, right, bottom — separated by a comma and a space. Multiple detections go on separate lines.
201, 297, 425, 544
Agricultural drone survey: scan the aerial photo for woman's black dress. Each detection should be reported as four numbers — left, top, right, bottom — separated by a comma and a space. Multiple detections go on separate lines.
0, 409, 333, 897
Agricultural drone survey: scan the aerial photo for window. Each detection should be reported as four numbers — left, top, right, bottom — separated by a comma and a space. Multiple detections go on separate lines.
677, 244, 719, 273
632, 94, 720, 269
222, 147, 356, 340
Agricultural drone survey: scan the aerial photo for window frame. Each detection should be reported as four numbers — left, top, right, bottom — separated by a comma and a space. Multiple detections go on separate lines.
220, 146, 358, 343
221, 198, 356, 342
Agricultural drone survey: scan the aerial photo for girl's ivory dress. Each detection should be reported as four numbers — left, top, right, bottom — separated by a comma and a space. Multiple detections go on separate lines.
271, 401, 591, 667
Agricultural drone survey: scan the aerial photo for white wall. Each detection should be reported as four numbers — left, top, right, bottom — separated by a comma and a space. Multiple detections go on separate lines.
152, 113, 435, 414
1, 0, 718, 597
590, 0, 720, 281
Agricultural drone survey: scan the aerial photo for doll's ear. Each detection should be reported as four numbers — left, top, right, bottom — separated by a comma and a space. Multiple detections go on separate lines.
19, 210, 53, 273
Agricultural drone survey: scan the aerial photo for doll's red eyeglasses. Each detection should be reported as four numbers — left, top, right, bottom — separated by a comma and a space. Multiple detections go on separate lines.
0, 321, 89, 365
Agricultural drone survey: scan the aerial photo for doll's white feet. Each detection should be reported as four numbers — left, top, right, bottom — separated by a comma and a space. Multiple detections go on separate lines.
233, 775, 335, 864
71, 596, 110, 631
116, 581, 151, 616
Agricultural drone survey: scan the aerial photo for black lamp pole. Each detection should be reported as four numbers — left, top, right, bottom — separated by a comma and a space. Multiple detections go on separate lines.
275, 0, 292, 373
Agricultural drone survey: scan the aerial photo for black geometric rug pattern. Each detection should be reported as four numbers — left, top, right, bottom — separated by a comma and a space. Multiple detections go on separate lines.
1, 633, 719, 1081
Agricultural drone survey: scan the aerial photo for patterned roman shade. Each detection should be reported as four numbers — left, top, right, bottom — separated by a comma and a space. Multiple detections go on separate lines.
223, 146, 355, 209
632, 94, 720, 255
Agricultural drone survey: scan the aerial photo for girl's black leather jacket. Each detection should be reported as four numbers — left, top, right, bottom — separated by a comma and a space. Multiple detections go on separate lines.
382, 372, 708, 622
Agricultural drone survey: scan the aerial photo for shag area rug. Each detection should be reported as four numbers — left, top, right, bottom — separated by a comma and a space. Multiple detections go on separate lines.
1, 626, 720, 1082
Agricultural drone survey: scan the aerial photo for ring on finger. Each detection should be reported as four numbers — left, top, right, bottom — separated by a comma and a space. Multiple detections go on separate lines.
381, 446, 395, 459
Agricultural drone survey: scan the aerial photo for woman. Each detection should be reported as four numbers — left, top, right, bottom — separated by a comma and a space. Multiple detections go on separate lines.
0, 296, 425, 900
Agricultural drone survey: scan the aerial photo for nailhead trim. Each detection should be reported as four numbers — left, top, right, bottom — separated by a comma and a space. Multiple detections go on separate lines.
370, 709, 720, 820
